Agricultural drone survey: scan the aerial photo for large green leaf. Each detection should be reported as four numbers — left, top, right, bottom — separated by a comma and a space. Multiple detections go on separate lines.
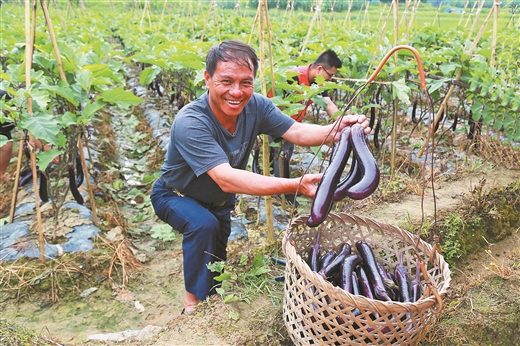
76, 69, 95, 92
391, 79, 411, 104
43, 83, 79, 107
81, 100, 107, 120
100, 87, 142, 108
18, 111, 60, 146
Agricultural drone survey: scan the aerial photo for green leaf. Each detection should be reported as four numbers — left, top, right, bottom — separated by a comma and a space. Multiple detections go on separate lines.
139, 66, 161, 86
44, 83, 79, 107
214, 273, 233, 282
58, 111, 79, 128
428, 78, 447, 94
0, 135, 11, 147
18, 112, 60, 146
81, 100, 106, 119
76, 69, 95, 92
150, 224, 177, 242
36, 149, 62, 171
391, 79, 411, 104
100, 87, 142, 108
439, 63, 457, 76
25, 88, 51, 109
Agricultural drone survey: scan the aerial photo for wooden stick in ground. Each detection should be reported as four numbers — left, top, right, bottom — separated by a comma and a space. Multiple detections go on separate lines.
390, 0, 399, 180
408, 0, 421, 33
464, 0, 478, 29
299, 0, 323, 57
457, 0, 469, 27
78, 137, 99, 227
40, 0, 99, 224
9, 139, 26, 224
258, 0, 276, 243
25, 0, 46, 264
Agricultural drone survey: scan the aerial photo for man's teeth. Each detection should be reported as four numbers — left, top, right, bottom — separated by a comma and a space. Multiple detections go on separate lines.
227, 100, 240, 105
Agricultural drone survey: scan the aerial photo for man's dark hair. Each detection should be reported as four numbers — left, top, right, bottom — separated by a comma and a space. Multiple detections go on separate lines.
312, 49, 342, 70
205, 40, 259, 77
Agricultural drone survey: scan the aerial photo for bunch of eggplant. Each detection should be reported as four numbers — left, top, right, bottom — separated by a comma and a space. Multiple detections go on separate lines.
307, 233, 421, 310
307, 123, 380, 227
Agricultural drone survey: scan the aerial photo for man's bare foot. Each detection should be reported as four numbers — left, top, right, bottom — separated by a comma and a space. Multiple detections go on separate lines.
183, 291, 201, 314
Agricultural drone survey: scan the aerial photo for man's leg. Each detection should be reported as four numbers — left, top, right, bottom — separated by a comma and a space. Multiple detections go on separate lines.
150, 179, 234, 311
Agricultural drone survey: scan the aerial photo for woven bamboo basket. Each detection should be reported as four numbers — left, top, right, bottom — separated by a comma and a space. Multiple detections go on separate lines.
282, 212, 451, 345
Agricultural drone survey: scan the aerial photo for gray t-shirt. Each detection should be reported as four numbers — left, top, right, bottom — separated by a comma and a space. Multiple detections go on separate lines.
160, 92, 295, 204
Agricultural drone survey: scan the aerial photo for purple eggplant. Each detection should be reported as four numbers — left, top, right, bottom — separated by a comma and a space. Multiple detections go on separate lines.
307, 230, 321, 272
252, 141, 261, 174
350, 272, 362, 317
75, 156, 84, 187
346, 124, 380, 200
283, 146, 290, 179
318, 243, 351, 280
411, 99, 418, 124
68, 164, 84, 205
307, 127, 352, 227
410, 259, 421, 303
394, 253, 412, 303
355, 241, 392, 302
333, 153, 362, 201
319, 251, 337, 273
368, 106, 376, 129
18, 168, 33, 187
373, 112, 382, 149
38, 170, 49, 203
340, 253, 362, 293
376, 261, 398, 301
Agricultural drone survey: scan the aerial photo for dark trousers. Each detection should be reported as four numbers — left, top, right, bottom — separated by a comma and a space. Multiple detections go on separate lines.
150, 178, 235, 301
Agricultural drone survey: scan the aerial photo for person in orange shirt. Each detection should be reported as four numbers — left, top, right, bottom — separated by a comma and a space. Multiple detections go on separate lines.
268, 50, 343, 207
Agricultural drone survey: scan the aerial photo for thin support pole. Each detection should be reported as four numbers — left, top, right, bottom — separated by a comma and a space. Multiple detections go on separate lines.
25, 0, 46, 264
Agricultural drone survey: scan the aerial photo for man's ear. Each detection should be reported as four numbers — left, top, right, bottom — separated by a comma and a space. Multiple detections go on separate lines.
203, 70, 211, 86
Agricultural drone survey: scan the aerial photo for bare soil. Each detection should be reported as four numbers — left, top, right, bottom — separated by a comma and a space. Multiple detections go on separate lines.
1, 160, 518, 346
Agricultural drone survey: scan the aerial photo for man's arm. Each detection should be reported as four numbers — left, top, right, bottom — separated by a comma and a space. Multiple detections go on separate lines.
281, 114, 370, 147
207, 163, 322, 197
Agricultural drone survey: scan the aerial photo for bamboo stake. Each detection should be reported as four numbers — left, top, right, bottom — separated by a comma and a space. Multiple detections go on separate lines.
256, 0, 275, 243
399, 0, 409, 26
300, 0, 323, 57
9, 140, 25, 225
408, 0, 421, 32
457, 0, 469, 27
25, 0, 46, 264
490, 1, 499, 67
157, 0, 167, 34
433, 2, 442, 28
200, 1, 214, 42
417, 5, 497, 158
40, 0, 99, 225
361, 1, 370, 30
390, 0, 399, 180
376, 4, 386, 28
467, 0, 484, 36
464, 1, 478, 29
342, 0, 353, 29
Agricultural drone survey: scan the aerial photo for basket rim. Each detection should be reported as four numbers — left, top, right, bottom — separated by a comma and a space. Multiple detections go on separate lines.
283, 212, 451, 313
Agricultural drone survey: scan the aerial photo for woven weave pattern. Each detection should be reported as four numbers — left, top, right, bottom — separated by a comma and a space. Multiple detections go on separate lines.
282, 213, 451, 345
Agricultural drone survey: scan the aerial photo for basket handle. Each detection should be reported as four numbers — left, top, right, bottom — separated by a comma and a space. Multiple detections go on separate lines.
419, 260, 444, 314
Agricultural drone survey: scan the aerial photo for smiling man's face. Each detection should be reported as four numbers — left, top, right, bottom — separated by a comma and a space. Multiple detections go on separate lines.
204, 58, 255, 122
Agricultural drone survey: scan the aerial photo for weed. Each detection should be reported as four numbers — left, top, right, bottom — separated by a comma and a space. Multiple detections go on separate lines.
439, 213, 467, 263
208, 252, 284, 307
